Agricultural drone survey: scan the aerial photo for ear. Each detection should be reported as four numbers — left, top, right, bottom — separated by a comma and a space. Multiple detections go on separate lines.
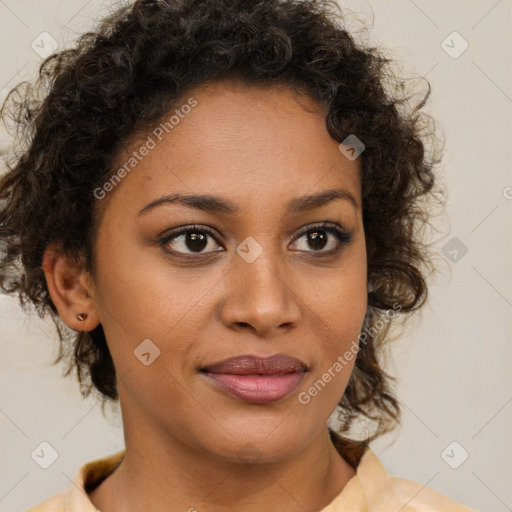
42, 243, 100, 332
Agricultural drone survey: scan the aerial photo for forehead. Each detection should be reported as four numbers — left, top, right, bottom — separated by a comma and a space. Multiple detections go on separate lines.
97, 79, 362, 223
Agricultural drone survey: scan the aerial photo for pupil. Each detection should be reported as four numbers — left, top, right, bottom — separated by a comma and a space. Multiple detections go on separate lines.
309, 230, 327, 250
187, 232, 207, 252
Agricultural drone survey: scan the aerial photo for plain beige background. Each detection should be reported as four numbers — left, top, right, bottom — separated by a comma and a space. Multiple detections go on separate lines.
0, 1, 511, 511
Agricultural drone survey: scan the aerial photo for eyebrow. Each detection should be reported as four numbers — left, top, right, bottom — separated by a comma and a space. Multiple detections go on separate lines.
137, 187, 358, 217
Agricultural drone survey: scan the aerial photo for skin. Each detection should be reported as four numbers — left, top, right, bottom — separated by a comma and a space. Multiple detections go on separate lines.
43, 79, 367, 512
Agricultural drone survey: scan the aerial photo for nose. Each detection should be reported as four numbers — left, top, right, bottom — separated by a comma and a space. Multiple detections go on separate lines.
218, 246, 302, 338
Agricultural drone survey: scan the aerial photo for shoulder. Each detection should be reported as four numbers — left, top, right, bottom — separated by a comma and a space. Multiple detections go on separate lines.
25, 490, 67, 512
369, 474, 478, 511
325, 443, 478, 512
24, 449, 124, 512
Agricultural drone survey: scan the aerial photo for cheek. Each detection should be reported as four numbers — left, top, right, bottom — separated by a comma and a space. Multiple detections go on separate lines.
92, 225, 199, 336
308, 252, 367, 342
304, 254, 367, 404
91, 231, 227, 394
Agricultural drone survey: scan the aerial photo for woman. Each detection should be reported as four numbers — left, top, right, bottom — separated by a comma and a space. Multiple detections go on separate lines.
0, 0, 476, 510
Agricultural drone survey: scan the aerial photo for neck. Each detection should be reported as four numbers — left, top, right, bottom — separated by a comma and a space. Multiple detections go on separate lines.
89, 427, 358, 512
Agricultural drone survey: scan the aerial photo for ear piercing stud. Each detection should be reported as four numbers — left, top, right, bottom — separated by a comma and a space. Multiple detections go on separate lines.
76, 312, 88, 331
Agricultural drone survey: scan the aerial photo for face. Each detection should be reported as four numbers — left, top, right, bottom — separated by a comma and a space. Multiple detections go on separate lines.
87, 80, 367, 463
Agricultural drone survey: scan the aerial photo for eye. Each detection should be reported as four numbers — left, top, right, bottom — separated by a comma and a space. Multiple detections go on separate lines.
159, 221, 353, 260
159, 224, 224, 259
290, 222, 353, 255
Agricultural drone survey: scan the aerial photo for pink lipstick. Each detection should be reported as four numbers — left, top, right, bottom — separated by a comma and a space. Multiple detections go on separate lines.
200, 354, 307, 404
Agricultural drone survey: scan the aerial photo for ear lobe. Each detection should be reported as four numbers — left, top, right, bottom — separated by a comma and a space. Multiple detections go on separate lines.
42, 243, 100, 331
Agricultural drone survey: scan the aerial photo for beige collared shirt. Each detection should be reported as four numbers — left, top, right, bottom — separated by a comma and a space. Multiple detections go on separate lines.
25, 447, 477, 511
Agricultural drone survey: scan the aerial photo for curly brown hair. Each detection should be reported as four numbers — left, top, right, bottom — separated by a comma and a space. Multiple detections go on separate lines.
0, 0, 444, 464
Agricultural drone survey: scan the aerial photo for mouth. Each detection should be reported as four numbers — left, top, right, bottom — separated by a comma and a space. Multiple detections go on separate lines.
200, 354, 308, 405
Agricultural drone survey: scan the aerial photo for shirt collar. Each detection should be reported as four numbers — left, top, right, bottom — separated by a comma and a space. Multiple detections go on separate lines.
320, 446, 390, 511
63, 446, 386, 512
65, 450, 125, 512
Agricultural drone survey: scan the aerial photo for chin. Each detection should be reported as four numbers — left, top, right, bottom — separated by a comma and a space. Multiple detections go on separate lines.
200, 425, 312, 465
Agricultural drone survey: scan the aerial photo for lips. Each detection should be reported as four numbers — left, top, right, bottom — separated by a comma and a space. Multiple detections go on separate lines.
200, 354, 308, 404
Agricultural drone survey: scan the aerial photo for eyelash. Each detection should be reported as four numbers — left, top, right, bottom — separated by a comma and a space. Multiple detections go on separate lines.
158, 222, 353, 260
